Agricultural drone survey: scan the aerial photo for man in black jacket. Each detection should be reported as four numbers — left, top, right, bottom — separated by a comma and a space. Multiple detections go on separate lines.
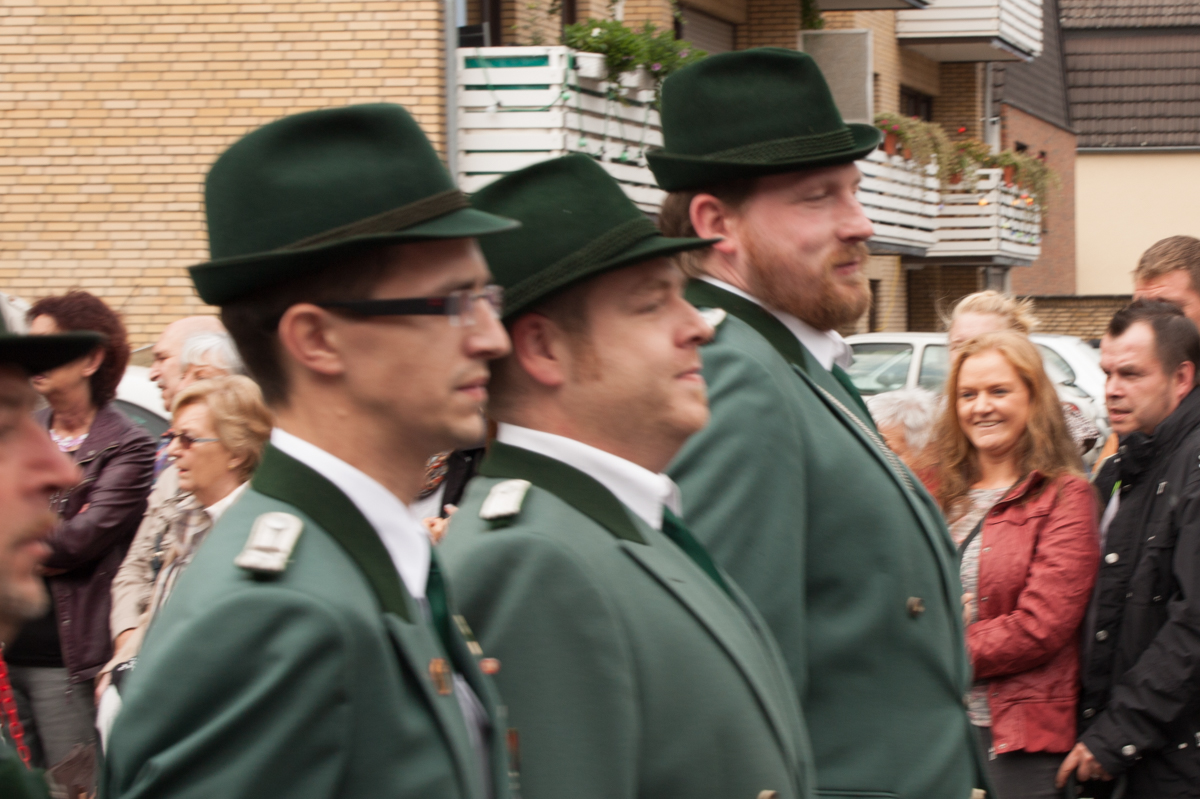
1057, 299, 1200, 797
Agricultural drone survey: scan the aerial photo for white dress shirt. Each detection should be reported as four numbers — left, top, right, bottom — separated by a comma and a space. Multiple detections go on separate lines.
496, 423, 682, 530
204, 481, 246, 525
270, 428, 430, 599
702, 277, 852, 371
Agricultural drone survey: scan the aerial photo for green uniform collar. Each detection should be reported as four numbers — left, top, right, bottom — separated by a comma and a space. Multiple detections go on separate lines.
479, 441, 646, 544
686, 279, 814, 372
251, 443, 412, 621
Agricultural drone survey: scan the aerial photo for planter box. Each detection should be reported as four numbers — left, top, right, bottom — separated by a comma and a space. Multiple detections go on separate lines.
457, 46, 664, 213
896, 0, 1043, 62
857, 149, 940, 255
926, 168, 1041, 262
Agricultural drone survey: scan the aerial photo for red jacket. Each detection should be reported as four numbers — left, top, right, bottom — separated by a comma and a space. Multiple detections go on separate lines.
969, 471, 1099, 754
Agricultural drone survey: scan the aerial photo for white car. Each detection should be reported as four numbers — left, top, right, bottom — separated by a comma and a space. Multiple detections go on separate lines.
845, 331, 1111, 454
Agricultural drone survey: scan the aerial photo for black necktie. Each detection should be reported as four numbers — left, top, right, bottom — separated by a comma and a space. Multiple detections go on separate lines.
661, 508, 733, 599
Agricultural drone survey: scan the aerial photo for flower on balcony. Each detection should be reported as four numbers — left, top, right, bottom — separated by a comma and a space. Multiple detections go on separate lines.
651, 63, 662, 72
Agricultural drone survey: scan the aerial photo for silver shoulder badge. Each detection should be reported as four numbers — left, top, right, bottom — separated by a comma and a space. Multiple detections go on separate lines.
698, 307, 727, 328
480, 479, 532, 520
234, 512, 304, 574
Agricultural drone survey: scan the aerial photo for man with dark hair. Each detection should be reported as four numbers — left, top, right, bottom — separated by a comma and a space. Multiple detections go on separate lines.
0, 317, 94, 798
647, 48, 984, 799
440, 154, 812, 799
102, 104, 519, 799
1133, 236, 1200, 329
1057, 298, 1200, 797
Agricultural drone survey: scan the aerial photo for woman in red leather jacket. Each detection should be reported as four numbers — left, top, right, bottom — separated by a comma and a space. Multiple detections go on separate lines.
931, 330, 1100, 799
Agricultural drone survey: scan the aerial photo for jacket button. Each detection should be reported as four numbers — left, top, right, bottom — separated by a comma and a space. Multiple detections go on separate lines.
1154, 596, 1164, 602
1082, 708, 1096, 718
1105, 552, 1119, 564
906, 597, 925, 617
1122, 744, 1137, 757
1096, 630, 1109, 641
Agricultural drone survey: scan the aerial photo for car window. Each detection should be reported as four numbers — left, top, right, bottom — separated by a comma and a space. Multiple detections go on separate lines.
114, 399, 170, 440
919, 344, 948, 393
848, 343, 914, 395
1036, 344, 1075, 384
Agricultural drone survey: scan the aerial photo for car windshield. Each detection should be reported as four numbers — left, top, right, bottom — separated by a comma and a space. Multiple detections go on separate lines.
1036, 344, 1075, 385
919, 344, 948, 392
847, 343, 913, 395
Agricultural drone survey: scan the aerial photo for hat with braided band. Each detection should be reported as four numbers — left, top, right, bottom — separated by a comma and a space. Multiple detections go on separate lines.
646, 48, 882, 192
189, 103, 519, 306
472, 154, 716, 319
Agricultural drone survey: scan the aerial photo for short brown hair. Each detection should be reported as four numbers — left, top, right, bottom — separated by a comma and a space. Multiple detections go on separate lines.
658, 177, 757, 277
1135, 235, 1200, 292
1108, 298, 1200, 381
28, 290, 129, 407
173, 375, 273, 480
220, 246, 394, 407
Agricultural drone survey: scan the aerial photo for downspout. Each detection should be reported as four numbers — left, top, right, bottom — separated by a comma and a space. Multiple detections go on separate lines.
444, 0, 459, 179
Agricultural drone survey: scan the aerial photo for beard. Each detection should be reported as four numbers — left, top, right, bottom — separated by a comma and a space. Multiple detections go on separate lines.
0, 510, 56, 631
743, 232, 871, 332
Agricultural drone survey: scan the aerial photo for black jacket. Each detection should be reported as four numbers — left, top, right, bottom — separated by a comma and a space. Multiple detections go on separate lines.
1084, 387, 1200, 796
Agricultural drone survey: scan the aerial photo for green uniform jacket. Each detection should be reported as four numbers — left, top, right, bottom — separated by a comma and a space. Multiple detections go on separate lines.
101, 444, 512, 799
669, 281, 985, 799
0, 739, 47, 799
440, 441, 813, 799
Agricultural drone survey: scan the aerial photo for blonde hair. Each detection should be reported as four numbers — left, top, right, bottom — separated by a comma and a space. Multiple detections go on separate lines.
932, 330, 1081, 518
172, 375, 273, 480
947, 290, 1039, 335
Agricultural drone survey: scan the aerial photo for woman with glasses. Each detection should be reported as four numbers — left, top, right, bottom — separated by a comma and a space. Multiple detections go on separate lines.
3, 291, 156, 780
96, 375, 271, 742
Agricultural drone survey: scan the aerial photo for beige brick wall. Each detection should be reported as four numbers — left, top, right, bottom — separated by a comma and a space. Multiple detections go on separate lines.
932, 62, 983, 141
0, 1, 447, 346
899, 47, 937, 99
736, 0, 799, 49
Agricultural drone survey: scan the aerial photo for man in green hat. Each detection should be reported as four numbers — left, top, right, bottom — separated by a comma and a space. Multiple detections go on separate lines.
648, 49, 986, 799
0, 319, 97, 799
440, 153, 813, 799
101, 104, 520, 799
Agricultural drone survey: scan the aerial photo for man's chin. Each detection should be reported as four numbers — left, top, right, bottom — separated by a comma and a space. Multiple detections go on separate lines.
0, 584, 49, 626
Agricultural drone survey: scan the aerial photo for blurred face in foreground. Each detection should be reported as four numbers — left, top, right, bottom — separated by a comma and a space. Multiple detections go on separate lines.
0, 367, 80, 643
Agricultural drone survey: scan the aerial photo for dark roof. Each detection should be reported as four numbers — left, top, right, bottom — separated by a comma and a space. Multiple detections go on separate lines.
1060, 0, 1200, 28
1065, 26, 1200, 147
994, 0, 1072, 130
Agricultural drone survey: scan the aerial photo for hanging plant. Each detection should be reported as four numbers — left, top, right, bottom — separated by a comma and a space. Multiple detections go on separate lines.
801, 0, 825, 30
636, 22, 706, 106
873, 113, 955, 186
988, 150, 1057, 210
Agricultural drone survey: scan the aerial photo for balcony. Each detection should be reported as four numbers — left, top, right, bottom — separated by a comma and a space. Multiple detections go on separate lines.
456, 46, 664, 214
859, 150, 940, 256
818, 0, 929, 7
896, 0, 1043, 62
923, 168, 1041, 264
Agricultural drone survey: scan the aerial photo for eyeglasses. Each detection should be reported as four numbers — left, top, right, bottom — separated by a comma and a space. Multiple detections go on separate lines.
163, 431, 221, 450
318, 285, 504, 327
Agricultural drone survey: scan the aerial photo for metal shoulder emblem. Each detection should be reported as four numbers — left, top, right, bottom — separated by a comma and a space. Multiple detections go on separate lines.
480, 479, 532, 521
234, 512, 304, 574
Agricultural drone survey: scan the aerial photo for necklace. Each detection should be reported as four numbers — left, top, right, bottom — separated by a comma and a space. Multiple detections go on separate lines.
49, 428, 88, 452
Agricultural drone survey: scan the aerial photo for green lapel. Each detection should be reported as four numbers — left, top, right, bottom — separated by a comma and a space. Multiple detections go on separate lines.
251, 443, 411, 621
478, 441, 646, 544
686, 280, 874, 427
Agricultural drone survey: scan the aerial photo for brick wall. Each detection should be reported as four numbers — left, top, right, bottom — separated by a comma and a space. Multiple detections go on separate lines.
933, 62, 983, 141
899, 47, 938, 99
1023, 294, 1129, 340
906, 264, 983, 331
0, 0, 447, 346
1003, 104, 1077, 295
736, 0, 799, 49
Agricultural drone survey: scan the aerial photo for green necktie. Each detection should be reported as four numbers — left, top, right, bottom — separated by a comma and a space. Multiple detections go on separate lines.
661, 508, 733, 599
425, 552, 457, 659
832, 363, 874, 423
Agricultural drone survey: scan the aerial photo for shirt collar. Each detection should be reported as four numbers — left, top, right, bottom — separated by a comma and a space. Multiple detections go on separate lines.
204, 481, 247, 524
495, 423, 682, 531
701, 277, 852, 371
269, 428, 430, 598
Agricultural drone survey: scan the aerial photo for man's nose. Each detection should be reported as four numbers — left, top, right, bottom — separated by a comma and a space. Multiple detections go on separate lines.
467, 307, 511, 360
840, 193, 874, 242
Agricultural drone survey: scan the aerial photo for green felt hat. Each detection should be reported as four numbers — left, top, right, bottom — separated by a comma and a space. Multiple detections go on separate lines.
646, 48, 883, 192
472, 154, 717, 319
0, 312, 103, 375
189, 103, 519, 306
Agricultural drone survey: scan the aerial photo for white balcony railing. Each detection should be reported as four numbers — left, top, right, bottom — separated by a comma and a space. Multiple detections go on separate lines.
896, 0, 1043, 62
456, 46, 664, 214
858, 150, 940, 254
926, 168, 1041, 262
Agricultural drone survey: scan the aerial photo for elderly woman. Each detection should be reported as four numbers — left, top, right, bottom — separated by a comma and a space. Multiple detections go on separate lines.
4, 291, 155, 773
932, 330, 1099, 799
98, 376, 271, 717
865, 388, 941, 474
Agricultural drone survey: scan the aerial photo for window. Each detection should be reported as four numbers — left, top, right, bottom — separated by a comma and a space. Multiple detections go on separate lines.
847, 343, 913, 396
900, 86, 933, 122
919, 344, 948, 393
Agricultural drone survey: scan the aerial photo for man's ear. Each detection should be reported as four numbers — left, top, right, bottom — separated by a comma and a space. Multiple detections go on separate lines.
1177, 359, 1197, 397
276, 304, 347, 379
508, 313, 569, 389
690, 193, 740, 257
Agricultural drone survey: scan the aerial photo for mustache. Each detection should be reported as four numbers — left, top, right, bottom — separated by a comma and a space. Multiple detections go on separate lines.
825, 241, 870, 272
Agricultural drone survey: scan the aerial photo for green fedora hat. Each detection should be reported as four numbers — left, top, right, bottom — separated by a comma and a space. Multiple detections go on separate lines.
472, 154, 717, 319
189, 103, 519, 306
0, 313, 102, 375
646, 48, 882, 192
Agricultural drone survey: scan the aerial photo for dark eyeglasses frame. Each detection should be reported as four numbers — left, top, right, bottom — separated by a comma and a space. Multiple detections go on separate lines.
318, 285, 504, 327
163, 431, 221, 450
